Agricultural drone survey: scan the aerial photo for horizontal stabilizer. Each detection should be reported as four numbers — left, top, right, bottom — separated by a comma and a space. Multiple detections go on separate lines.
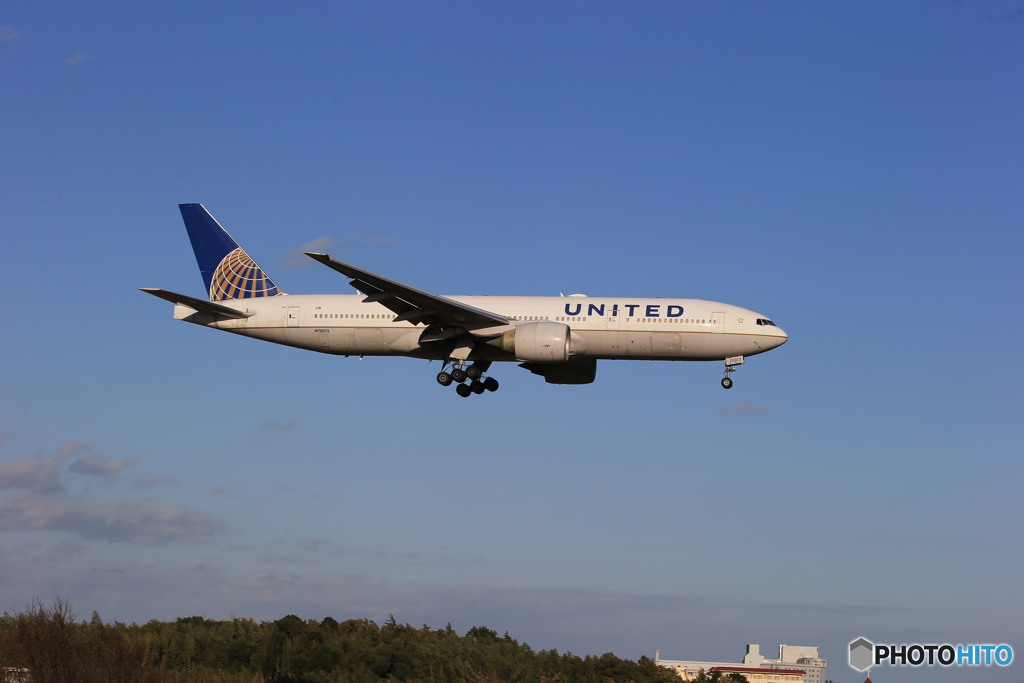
139, 288, 255, 319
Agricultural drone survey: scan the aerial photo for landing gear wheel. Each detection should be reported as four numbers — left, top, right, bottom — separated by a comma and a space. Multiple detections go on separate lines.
722, 360, 738, 389
470, 380, 485, 395
456, 383, 472, 397
436, 371, 453, 387
451, 368, 467, 383
466, 365, 482, 380
483, 377, 499, 392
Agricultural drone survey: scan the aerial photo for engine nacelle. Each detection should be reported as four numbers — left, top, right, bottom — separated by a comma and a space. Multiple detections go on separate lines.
521, 358, 598, 384
502, 322, 570, 363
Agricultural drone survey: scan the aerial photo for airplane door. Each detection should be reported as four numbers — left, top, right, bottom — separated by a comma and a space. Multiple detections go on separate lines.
606, 307, 619, 330
287, 306, 300, 327
711, 312, 724, 333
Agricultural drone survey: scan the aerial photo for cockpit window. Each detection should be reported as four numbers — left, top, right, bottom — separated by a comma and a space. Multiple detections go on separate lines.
756, 318, 777, 326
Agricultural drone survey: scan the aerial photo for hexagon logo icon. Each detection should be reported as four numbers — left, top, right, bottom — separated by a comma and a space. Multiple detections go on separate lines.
849, 637, 874, 671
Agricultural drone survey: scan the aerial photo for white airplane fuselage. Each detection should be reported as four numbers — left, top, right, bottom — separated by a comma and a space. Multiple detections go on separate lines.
176, 293, 788, 362
147, 204, 788, 392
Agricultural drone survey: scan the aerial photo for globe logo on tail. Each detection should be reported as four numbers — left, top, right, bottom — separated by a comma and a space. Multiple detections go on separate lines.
209, 247, 283, 301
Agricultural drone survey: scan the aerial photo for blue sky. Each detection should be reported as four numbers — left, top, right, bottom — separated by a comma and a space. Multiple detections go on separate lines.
1, 3, 1022, 682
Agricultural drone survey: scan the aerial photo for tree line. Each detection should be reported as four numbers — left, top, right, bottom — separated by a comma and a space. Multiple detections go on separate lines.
0, 597, 747, 683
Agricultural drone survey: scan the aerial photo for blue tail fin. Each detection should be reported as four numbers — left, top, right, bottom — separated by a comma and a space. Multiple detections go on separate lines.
179, 204, 284, 301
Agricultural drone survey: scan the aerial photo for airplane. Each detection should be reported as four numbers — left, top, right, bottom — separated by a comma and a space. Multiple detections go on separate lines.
142, 204, 788, 397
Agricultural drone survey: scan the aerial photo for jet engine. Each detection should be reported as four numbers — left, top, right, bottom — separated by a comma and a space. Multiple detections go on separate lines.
501, 322, 570, 363
520, 358, 598, 384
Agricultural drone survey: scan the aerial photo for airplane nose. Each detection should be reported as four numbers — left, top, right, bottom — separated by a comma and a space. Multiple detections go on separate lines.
777, 328, 788, 346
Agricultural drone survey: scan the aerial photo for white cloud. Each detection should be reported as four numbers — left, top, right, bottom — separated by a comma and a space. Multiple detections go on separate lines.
0, 440, 212, 544
280, 232, 398, 269
56, 441, 89, 460
1, 442, 138, 490
0, 457, 62, 492
69, 452, 135, 477
0, 491, 222, 544
0, 26, 23, 43
66, 52, 85, 66
1, 442, 144, 491
280, 236, 340, 269
300, 538, 331, 552
717, 400, 770, 416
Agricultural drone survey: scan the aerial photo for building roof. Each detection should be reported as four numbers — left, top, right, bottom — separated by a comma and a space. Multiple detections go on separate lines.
709, 667, 807, 675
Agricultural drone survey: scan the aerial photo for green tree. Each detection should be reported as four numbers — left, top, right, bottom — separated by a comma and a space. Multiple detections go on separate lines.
0, 596, 80, 683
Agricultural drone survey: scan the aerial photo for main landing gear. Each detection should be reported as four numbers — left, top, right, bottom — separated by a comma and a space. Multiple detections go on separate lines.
437, 361, 499, 397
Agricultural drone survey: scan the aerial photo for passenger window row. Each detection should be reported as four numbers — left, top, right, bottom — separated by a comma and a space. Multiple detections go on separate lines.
307, 312, 723, 326
313, 313, 395, 319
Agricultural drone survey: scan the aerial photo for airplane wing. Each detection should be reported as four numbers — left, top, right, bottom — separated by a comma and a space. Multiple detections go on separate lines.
304, 253, 508, 327
139, 288, 256, 319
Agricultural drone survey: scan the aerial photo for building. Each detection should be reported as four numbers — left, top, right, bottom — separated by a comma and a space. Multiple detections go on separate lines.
743, 644, 827, 683
1, 669, 30, 683
710, 667, 805, 682
656, 644, 826, 683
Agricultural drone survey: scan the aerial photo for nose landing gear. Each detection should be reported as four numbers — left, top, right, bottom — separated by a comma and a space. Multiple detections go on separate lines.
722, 356, 743, 389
